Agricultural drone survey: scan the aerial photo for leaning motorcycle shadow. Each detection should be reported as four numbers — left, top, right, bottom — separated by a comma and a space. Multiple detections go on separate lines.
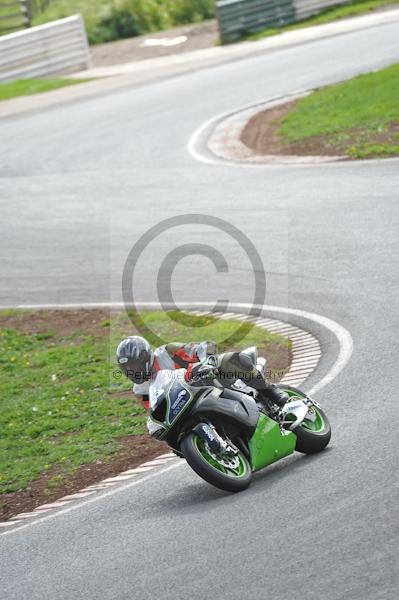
251, 446, 333, 488
149, 447, 333, 515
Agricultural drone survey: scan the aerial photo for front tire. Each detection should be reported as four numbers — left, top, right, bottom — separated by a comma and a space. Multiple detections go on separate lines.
181, 432, 252, 492
294, 406, 331, 454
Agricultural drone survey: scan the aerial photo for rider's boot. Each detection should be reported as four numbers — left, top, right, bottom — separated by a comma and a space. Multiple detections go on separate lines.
257, 384, 289, 411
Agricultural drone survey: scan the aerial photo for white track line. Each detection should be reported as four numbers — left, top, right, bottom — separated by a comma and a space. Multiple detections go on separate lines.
1, 462, 182, 537
186, 91, 314, 167
186, 91, 399, 169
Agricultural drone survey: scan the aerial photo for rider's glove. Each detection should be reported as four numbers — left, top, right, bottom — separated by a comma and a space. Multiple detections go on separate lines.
186, 363, 218, 386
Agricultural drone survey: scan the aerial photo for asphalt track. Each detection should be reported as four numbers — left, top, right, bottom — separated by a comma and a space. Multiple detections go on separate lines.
1, 16, 399, 600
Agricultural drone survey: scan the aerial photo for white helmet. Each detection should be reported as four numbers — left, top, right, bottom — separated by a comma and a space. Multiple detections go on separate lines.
116, 336, 154, 383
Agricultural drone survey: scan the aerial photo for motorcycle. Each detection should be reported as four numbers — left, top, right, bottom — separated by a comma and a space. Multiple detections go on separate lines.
147, 347, 331, 492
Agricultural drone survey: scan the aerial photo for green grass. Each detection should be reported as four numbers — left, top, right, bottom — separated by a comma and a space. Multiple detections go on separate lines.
32, 0, 215, 44
0, 78, 88, 102
278, 63, 399, 158
0, 310, 290, 494
247, 0, 399, 42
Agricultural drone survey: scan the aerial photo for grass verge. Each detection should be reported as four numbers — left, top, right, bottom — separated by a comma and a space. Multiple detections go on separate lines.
246, 0, 399, 42
0, 78, 89, 102
0, 309, 291, 498
277, 64, 399, 158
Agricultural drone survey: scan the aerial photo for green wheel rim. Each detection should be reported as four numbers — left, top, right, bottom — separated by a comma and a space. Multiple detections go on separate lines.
193, 435, 248, 478
300, 406, 325, 432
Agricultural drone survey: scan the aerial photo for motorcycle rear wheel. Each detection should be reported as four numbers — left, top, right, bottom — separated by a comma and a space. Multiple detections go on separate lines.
294, 406, 331, 454
181, 432, 252, 492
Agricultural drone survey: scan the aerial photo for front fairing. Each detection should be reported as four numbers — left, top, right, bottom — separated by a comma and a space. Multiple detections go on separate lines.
149, 369, 198, 435
149, 370, 172, 411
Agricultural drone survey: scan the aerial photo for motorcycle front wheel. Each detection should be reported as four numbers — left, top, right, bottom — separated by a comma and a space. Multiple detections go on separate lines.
181, 431, 252, 493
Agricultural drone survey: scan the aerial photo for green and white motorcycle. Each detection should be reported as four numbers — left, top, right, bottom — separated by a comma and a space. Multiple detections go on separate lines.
148, 348, 331, 492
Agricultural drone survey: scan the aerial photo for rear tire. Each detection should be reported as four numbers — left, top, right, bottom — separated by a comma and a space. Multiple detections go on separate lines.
294, 406, 331, 454
181, 432, 252, 492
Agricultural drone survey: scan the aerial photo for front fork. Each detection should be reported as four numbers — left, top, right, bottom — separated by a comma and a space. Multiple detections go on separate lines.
192, 422, 239, 457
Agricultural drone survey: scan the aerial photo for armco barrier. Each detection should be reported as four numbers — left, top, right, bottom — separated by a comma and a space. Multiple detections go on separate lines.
216, 0, 351, 42
217, 0, 295, 42
0, 14, 91, 82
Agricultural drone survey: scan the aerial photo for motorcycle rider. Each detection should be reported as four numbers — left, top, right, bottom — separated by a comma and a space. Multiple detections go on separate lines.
116, 337, 217, 409
116, 336, 288, 417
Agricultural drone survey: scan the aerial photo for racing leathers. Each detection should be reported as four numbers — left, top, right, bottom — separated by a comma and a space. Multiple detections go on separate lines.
133, 341, 217, 410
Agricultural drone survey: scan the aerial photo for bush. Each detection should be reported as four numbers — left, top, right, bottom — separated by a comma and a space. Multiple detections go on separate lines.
63, 0, 215, 44
168, 0, 215, 24
89, 7, 142, 44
